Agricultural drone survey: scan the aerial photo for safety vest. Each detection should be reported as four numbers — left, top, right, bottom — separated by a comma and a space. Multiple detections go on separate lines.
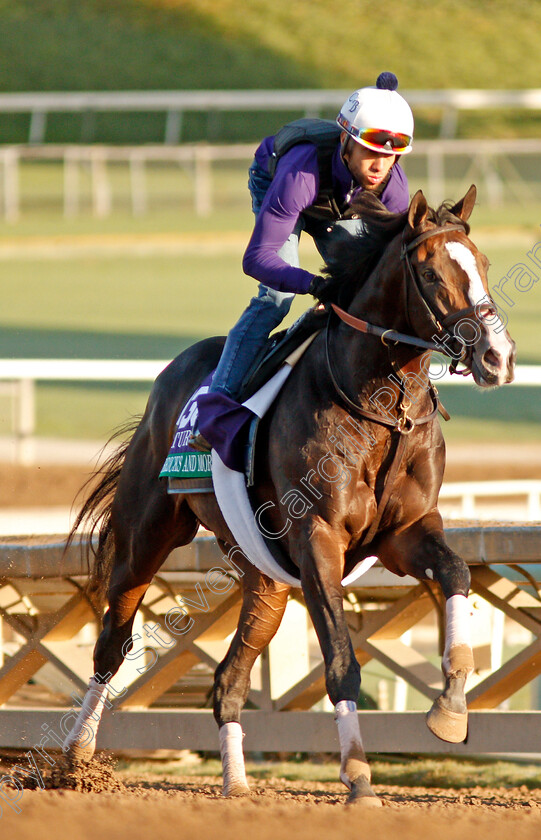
268, 118, 344, 221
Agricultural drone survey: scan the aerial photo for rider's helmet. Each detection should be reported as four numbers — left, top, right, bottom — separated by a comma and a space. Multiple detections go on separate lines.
337, 72, 414, 156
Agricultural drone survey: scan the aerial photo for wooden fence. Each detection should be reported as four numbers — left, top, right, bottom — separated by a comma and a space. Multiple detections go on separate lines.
1, 525, 541, 755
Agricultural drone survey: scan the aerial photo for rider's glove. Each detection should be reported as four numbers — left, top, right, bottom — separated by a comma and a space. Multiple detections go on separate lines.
308, 274, 335, 303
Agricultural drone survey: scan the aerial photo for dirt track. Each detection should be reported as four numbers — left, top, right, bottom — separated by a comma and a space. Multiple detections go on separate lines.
1, 453, 540, 836
1, 772, 541, 840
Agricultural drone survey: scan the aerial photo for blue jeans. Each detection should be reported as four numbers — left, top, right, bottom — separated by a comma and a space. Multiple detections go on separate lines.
209, 160, 363, 398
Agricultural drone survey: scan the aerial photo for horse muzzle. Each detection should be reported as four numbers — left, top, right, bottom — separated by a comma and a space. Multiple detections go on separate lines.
471, 335, 516, 388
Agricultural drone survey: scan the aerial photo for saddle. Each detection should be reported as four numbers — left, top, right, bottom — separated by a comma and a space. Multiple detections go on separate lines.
237, 304, 328, 402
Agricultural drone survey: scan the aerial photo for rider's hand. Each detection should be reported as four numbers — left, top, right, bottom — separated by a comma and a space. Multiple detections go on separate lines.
308, 274, 335, 303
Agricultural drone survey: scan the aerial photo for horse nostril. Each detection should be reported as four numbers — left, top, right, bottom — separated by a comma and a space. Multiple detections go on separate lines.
483, 348, 501, 370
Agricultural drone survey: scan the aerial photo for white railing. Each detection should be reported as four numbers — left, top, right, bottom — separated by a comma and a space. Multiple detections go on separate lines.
0, 143, 256, 221
0, 360, 540, 464
3, 137, 541, 221
440, 481, 541, 521
3, 89, 541, 143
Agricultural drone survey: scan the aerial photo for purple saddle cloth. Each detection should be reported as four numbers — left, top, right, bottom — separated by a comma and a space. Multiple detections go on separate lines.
160, 372, 255, 477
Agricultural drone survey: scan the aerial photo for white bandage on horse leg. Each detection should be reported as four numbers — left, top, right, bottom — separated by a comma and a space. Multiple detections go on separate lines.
335, 700, 369, 789
219, 722, 249, 795
443, 594, 474, 675
63, 677, 109, 754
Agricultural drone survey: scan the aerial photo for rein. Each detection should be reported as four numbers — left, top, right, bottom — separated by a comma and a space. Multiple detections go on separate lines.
324, 316, 440, 433
330, 303, 449, 354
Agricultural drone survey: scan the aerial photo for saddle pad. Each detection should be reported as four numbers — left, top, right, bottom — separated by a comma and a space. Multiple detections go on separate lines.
160, 374, 214, 491
162, 332, 321, 493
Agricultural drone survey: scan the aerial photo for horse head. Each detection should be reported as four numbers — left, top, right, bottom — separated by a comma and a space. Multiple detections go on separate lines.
403, 185, 516, 387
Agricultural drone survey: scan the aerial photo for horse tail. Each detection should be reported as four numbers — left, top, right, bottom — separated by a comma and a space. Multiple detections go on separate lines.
65, 417, 141, 603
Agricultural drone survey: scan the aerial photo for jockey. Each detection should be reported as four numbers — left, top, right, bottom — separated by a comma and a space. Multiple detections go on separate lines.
191, 72, 414, 452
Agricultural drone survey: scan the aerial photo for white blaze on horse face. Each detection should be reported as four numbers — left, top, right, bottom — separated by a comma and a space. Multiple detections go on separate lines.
444, 241, 513, 375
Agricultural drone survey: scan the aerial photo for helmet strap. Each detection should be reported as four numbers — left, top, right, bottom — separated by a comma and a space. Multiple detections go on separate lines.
340, 135, 354, 176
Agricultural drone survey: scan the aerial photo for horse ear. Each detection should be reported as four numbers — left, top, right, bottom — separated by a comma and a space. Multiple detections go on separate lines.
450, 184, 477, 222
408, 190, 429, 229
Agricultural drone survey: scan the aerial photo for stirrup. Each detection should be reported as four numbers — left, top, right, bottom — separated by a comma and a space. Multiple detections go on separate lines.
189, 432, 212, 453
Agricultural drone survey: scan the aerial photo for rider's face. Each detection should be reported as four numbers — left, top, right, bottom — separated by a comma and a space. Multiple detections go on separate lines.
341, 134, 396, 191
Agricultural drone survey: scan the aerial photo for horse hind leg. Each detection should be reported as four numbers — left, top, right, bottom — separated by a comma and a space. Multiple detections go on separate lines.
64, 488, 199, 762
212, 562, 290, 797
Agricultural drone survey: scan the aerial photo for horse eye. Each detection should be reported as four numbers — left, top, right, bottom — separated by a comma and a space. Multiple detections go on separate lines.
423, 269, 438, 282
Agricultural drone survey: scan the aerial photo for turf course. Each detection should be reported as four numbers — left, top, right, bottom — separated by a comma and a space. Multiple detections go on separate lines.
0, 200, 539, 442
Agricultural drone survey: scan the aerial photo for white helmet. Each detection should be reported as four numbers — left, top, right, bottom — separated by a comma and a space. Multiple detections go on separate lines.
337, 72, 414, 156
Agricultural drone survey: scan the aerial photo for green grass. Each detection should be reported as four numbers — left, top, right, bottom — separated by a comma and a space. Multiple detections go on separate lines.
0, 163, 539, 441
115, 755, 541, 789
3, 1, 541, 143
0, 238, 538, 442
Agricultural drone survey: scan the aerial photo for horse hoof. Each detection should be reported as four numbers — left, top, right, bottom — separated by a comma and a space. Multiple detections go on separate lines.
426, 698, 468, 743
346, 776, 382, 807
222, 782, 251, 797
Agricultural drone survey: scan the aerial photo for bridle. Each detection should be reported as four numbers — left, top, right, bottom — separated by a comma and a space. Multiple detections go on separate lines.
324, 221, 488, 545
329, 221, 494, 378
400, 223, 486, 367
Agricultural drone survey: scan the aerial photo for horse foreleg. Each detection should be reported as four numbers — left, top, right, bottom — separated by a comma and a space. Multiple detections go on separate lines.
213, 564, 289, 797
426, 592, 474, 743
297, 526, 381, 807
378, 515, 474, 743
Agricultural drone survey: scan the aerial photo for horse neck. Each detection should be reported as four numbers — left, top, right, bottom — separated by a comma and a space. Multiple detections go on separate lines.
330, 236, 431, 407
349, 236, 410, 332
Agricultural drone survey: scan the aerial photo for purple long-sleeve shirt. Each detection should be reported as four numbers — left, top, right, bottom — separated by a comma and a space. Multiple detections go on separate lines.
242, 138, 409, 294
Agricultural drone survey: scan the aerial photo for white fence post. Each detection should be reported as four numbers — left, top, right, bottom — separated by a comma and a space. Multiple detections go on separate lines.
64, 147, 80, 217
29, 109, 47, 144
194, 145, 212, 217
129, 149, 147, 216
3, 147, 19, 222
17, 378, 36, 465
165, 110, 183, 144
90, 147, 112, 217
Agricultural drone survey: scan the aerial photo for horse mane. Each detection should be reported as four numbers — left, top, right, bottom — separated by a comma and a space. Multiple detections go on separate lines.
322, 191, 471, 309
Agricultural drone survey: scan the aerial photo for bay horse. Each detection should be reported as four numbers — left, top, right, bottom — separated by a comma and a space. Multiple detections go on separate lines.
63, 185, 515, 805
